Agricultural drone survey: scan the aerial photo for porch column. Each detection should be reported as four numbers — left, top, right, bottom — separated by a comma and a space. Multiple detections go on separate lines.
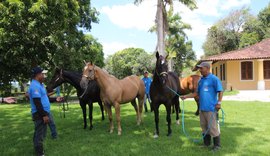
257, 59, 265, 90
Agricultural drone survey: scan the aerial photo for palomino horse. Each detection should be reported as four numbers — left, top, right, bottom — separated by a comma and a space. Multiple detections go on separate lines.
150, 52, 181, 138
80, 63, 145, 135
46, 68, 104, 130
179, 75, 200, 115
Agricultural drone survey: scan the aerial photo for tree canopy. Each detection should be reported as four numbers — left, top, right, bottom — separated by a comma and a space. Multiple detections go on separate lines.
105, 48, 154, 79
203, 4, 270, 57
0, 0, 103, 95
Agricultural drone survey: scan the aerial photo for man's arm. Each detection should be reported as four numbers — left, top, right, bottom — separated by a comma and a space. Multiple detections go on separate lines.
33, 98, 49, 123
215, 91, 223, 110
180, 92, 198, 100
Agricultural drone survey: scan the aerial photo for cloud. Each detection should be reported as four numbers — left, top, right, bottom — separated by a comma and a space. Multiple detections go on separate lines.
220, 0, 251, 10
102, 41, 136, 57
101, 1, 156, 31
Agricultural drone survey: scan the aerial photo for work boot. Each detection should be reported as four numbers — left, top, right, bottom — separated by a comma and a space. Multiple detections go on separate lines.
212, 135, 221, 151
203, 134, 211, 147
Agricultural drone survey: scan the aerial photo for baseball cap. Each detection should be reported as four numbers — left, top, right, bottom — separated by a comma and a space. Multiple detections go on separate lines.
144, 71, 148, 74
31, 67, 45, 76
196, 62, 210, 68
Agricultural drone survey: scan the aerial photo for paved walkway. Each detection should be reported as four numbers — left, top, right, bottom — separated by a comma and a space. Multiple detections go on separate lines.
223, 90, 270, 102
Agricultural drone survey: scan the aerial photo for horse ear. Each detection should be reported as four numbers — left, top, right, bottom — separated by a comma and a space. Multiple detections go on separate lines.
90, 61, 93, 65
156, 51, 160, 59
83, 60, 87, 65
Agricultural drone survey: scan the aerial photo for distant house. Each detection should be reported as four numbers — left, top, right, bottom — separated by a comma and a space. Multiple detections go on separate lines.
194, 38, 270, 90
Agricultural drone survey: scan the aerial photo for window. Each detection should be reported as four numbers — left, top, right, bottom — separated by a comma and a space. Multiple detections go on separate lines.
264, 60, 270, 79
241, 61, 253, 80
220, 65, 223, 80
223, 64, 226, 81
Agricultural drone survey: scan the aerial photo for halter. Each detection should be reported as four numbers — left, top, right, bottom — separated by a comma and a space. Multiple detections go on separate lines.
82, 65, 95, 80
55, 69, 63, 82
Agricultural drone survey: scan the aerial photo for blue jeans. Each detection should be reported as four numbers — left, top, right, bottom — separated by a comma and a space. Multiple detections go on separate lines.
33, 118, 47, 155
144, 93, 151, 112
48, 113, 57, 138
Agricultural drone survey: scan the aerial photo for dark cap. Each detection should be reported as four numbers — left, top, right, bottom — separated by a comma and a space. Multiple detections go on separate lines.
31, 67, 44, 76
196, 62, 210, 68
144, 71, 148, 74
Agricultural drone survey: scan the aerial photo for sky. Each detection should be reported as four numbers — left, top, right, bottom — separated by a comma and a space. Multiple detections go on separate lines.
88, 0, 270, 58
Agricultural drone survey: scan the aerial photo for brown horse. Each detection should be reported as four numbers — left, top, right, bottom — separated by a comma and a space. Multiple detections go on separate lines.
179, 75, 200, 115
80, 62, 145, 135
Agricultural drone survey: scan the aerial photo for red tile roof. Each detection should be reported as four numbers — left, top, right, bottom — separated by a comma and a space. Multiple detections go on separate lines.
192, 38, 270, 71
201, 38, 270, 61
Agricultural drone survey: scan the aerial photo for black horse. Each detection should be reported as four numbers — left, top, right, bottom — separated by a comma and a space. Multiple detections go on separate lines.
150, 52, 181, 138
46, 68, 104, 130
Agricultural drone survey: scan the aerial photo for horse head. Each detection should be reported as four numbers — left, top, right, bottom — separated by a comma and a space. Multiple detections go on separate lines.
46, 68, 64, 92
80, 61, 96, 90
155, 51, 169, 84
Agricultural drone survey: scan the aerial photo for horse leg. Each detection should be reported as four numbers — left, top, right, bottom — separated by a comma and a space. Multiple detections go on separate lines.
166, 104, 172, 136
138, 95, 144, 124
79, 101, 87, 129
131, 100, 140, 125
174, 98, 180, 125
153, 103, 160, 138
194, 95, 200, 116
88, 101, 93, 130
114, 103, 122, 135
98, 100, 105, 120
105, 104, 114, 133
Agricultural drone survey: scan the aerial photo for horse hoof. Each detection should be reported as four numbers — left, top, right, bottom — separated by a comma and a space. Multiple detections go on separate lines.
83, 126, 87, 129
167, 133, 172, 137
109, 129, 114, 134
195, 112, 199, 116
118, 131, 122, 135
89, 126, 93, 130
176, 120, 180, 125
102, 117, 105, 121
153, 134, 159, 139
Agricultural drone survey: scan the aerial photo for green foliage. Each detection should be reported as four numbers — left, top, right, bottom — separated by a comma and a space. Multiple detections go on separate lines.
105, 48, 154, 79
203, 4, 270, 57
1, 101, 270, 155
0, 0, 103, 95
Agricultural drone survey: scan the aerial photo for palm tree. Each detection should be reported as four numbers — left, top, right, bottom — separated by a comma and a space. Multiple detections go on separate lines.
134, 0, 197, 59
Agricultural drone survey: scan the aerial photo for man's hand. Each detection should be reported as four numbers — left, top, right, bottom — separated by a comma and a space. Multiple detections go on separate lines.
56, 97, 64, 102
43, 116, 49, 124
215, 104, 221, 111
180, 96, 186, 100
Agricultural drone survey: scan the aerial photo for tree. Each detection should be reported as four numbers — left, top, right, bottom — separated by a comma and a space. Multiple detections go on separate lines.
134, 0, 197, 66
104, 48, 154, 79
202, 7, 253, 56
0, 0, 102, 95
257, 3, 270, 39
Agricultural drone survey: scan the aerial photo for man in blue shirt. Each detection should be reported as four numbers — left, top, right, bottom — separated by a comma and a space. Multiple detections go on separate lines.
142, 71, 152, 112
29, 67, 54, 156
181, 62, 223, 151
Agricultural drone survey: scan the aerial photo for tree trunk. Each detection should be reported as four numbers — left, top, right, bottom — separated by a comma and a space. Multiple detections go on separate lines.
156, 0, 165, 56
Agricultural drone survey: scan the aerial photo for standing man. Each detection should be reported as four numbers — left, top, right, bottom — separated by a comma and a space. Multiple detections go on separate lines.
29, 67, 54, 156
181, 62, 223, 151
142, 71, 152, 112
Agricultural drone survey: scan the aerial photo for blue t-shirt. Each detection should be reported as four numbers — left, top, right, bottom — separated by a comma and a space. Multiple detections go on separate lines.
197, 74, 223, 112
142, 77, 152, 94
28, 79, 50, 114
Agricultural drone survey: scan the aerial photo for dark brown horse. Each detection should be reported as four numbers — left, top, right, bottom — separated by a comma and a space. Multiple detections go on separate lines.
46, 68, 104, 130
150, 52, 181, 138
179, 75, 200, 115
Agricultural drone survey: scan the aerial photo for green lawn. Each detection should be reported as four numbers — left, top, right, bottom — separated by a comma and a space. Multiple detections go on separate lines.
0, 100, 270, 156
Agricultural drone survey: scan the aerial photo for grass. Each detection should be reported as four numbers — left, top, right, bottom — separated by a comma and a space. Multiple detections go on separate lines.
0, 100, 270, 156
223, 90, 239, 96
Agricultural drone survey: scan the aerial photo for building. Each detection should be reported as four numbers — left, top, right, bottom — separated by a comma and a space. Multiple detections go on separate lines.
194, 38, 270, 90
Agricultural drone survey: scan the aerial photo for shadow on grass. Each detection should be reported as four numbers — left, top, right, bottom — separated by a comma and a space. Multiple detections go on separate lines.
0, 103, 258, 156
